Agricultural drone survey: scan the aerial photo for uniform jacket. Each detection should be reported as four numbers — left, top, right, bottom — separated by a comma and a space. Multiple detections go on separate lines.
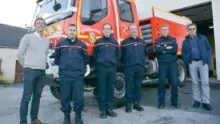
121, 37, 147, 67
154, 36, 178, 63
55, 38, 89, 77
93, 35, 120, 67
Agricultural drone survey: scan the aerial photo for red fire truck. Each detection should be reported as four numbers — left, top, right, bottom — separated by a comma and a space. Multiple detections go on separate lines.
33, 0, 192, 106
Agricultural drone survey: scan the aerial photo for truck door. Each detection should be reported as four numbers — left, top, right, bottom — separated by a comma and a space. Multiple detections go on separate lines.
77, 0, 118, 56
116, 0, 139, 41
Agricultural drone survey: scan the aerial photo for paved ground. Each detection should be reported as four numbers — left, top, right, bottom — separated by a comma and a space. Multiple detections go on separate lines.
0, 82, 220, 124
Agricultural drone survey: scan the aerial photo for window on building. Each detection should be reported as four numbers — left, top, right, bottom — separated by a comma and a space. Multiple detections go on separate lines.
118, 0, 134, 22
81, 0, 108, 25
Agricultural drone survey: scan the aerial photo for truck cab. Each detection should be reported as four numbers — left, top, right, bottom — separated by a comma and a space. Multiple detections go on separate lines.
36, 0, 191, 106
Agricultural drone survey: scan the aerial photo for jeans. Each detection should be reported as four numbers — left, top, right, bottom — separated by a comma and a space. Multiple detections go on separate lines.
20, 68, 45, 124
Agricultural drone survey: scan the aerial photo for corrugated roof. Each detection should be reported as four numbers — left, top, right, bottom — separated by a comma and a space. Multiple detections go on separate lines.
0, 24, 28, 49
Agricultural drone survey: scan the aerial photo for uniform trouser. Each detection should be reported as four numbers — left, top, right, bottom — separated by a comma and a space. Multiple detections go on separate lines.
189, 60, 210, 104
96, 65, 117, 111
124, 65, 144, 104
59, 72, 84, 114
20, 68, 45, 124
158, 61, 178, 104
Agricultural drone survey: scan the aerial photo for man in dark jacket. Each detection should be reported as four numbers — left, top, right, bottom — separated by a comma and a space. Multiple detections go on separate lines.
93, 23, 120, 119
154, 24, 179, 109
55, 24, 89, 124
121, 23, 147, 113
182, 23, 212, 111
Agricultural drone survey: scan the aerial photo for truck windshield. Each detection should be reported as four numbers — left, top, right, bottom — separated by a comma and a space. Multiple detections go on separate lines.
38, 0, 74, 23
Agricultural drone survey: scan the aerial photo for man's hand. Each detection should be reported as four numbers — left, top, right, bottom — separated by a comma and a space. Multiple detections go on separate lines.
166, 46, 173, 49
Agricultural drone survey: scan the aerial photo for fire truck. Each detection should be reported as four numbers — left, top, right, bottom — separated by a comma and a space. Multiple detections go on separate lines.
33, 0, 192, 106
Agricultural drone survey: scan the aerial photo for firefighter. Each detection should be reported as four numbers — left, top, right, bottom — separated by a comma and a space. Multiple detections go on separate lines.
55, 24, 88, 124
93, 23, 120, 119
154, 24, 179, 109
121, 23, 147, 113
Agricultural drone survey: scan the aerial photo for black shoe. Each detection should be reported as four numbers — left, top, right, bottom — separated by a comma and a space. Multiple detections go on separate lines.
125, 104, 132, 113
202, 103, 213, 111
63, 113, 71, 124
100, 111, 107, 119
171, 103, 180, 108
75, 112, 83, 124
133, 102, 144, 111
106, 110, 117, 117
193, 101, 201, 108
158, 102, 165, 109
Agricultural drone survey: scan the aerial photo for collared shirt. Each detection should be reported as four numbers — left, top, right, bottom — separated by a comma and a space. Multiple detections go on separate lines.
34, 32, 44, 40
190, 34, 201, 60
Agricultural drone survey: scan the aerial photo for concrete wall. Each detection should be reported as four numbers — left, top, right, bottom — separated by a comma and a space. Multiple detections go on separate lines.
135, 0, 210, 19
0, 48, 17, 83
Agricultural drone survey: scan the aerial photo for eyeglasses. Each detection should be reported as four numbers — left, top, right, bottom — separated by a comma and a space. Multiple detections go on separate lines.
188, 28, 196, 31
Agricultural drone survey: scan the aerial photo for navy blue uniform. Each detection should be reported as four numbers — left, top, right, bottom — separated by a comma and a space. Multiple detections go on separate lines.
154, 36, 178, 104
55, 38, 88, 114
93, 36, 120, 111
121, 37, 147, 104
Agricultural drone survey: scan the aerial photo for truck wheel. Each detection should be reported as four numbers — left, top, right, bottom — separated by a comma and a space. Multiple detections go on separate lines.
114, 73, 126, 108
46, 75, 61, 100
178, 59, 187, 87
93, 73, 126, 108
50, 86, 61, 100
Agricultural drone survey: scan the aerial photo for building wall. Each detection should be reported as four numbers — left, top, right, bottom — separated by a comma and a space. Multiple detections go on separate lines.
135, 0, 210, 19
212, 0, 220, 80
0, 48, 17, 83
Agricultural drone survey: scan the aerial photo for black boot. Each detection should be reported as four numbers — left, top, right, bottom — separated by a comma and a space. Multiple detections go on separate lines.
75, 112, 83, 124
158, 102, 165, 109
100, 111, 107, 119
133, 102, 144, 111
106, 109, 117, 117
193, 101, 201, 108
202, 103, 213, 111
171, 103, 180, 108
125, 103, 132, 113
63, 113, 71, 124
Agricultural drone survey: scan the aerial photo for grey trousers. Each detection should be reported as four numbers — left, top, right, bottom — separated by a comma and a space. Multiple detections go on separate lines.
189, 60, 210, 104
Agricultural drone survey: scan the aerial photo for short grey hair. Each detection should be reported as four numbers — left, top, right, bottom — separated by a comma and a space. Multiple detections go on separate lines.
128, 23, 137, 30
187, 23, 197, 29
161, 24, 169, 29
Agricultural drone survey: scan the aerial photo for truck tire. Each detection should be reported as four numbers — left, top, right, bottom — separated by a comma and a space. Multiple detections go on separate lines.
50, 86, 61, 100
114, 73, 126, 108
93, 72, 126, 108
177, 59, 187, 87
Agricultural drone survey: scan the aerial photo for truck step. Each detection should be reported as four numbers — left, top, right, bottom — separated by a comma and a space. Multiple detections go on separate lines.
145, 39, 153, 44
143, 34, 152, 40
142, 29, 152, 35
141, 24, 151, 30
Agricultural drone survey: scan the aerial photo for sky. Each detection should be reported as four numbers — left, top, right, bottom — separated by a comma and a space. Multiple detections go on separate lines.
0, 0, 37, 28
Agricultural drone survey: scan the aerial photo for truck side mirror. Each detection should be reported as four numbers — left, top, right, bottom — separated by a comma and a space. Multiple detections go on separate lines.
90, 0, 102, 14
53, 2, 61, 12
